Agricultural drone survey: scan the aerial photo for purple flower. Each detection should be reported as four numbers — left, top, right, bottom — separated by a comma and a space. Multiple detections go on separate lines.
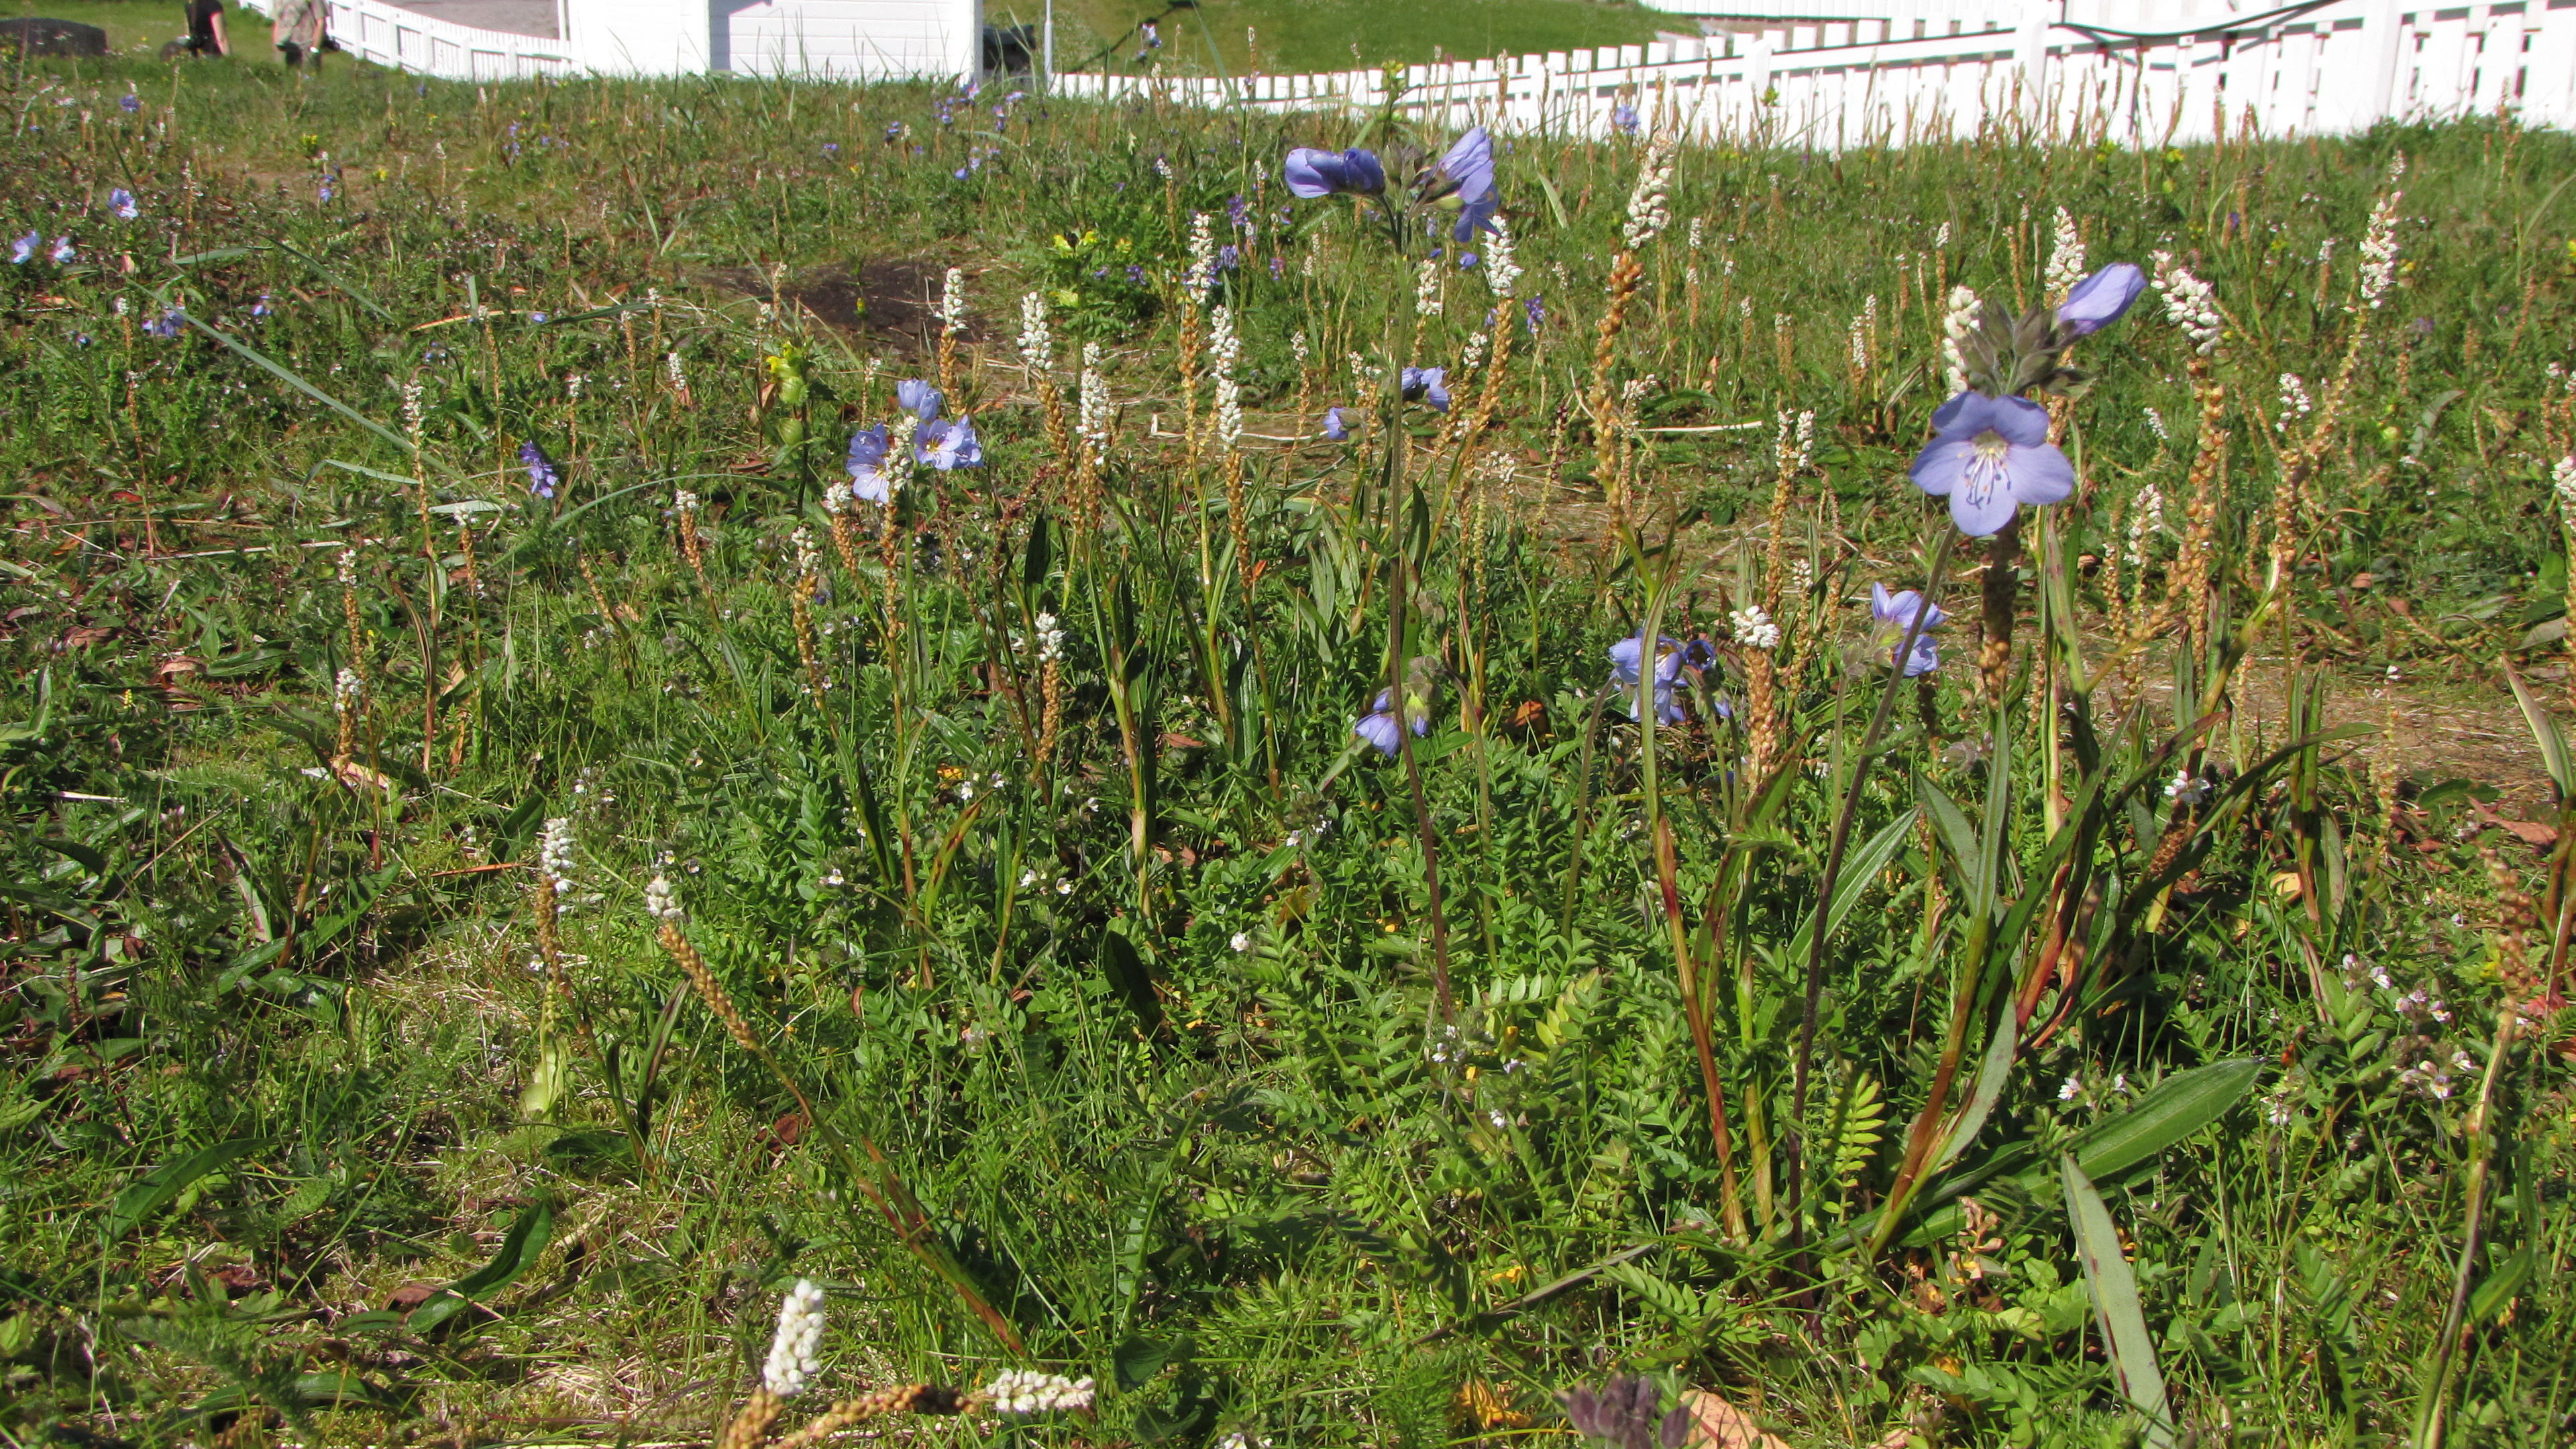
119, 94, 140, 114
521, 441, 560, 499
1609, 633, 1685, 724
2055, 262, 2146, 337
251, 293, 272, 317
1611, 103, 1640, 135
1269, 254, 1285, 279
9, 232, 34, 265
1283, 147, 1387, 199
847, 423, 894, 502
883, 122, 904, 142
1400, 366, 1449, 413
1910, 392, 2074, 537
1322, 407, 1349, 441
822, 142, 840, 156
1436, 127, 1498, 241
50, 237, 75, 264
916, 415, 983, 470
1353, 688, 1428, 757
1458, 252, 1479, 269
1217, 244, 1241, 272
896, 378, 943, 421
109, 188, 138, 221
1870, 582, 1945, 676
1226, 193, 1250, 229
142, 307, 185, 339
1125, 264, 1146, 286
318, 179, 336, 203
1562, 1375, 1690, 1449
1525, 296, 1546, 333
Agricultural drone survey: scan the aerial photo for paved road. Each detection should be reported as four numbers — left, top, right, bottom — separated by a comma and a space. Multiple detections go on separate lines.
388, 0, 557, 38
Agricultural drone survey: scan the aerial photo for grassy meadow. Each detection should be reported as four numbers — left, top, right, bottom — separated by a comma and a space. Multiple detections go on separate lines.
3, 36, 2576, 1449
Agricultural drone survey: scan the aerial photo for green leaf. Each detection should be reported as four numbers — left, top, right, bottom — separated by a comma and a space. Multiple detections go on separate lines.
109, 1138, 264, 1238
1900, 1057, 2262, 1247
1099, 928, 1164, 1036
1786, 808, 1919, 965
1530, 171, 1573, 231
2064, 1155, 2176, 1448
407, 1197, 555, 1333
218, 865, 402, 993
1933, 1006, 2017, 1172
2504, 661, 2574, 803
2053, 1057, 2262, 1191
1113, 1333, 1193, 1391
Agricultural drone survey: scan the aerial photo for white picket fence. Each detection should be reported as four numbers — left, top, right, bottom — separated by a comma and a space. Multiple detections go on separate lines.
235, 0, 577, 79
1055, 0, 2576, 145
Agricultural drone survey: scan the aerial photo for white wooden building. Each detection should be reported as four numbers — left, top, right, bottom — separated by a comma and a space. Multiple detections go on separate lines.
237, 0, 990, 83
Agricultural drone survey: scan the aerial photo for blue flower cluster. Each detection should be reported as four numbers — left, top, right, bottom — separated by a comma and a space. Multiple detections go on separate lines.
847, 379, 982, 504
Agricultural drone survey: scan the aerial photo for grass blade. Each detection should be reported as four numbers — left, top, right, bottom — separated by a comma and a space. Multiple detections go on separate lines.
109, 1138, 264, 1239
2064, 1152, 2177, 1448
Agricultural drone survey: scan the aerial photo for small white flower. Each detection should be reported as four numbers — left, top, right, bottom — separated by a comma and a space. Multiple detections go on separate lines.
1018, 290, 1052, 373
937, 266, 968, 337
2151, 251, 2223, 356
2043, 205, 2086, 302
2057, 1075, 2082, 1102
2165, 771, 2210, 806
1730, 605, 1780, 652
1941, 284, 1982, 396
1620, 128, 1678, 251
2355, 177, 2405, 312
1488, 1110, 1509, 1130
643, 874, 684, 922
761, 1279, 828, 1397
983, 1370, 1095, 1415
1230, 932, 1252, 953
538, 816, 578, 904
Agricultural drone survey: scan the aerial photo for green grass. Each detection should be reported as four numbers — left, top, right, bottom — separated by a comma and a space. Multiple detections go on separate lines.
3, 44, 2575, 1449
5, 0, 276, 55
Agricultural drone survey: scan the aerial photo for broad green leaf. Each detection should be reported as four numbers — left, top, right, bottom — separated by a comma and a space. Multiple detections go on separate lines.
109, 1138, 264, 1238
2065, 1155, 2176, 1448
1787, 808, 1919, 965
2053, 1057, 2262, 1191
1933, 1007, 2017, 1172
2504, 663, 2574, 803
407, 1197, 555, 1333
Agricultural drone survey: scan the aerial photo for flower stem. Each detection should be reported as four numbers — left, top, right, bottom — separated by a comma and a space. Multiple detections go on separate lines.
1788, 524, 1957, 1232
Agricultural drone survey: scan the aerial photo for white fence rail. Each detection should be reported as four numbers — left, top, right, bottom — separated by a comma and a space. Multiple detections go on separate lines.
1055, 0, 2576, 144
237, 0, 578, 79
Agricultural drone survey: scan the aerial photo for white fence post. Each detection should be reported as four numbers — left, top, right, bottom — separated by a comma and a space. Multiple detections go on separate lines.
2015, 0, 2056, 124
2365, 0, 2410, 123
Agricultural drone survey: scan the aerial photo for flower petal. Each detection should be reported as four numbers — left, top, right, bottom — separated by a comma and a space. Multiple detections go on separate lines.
1283, 148, 1338, 199
1929, 389, 1990, 439
1909, 437, 1976, 498
1354, 712, 1400, 756
1949, 484, 2020, 537
1988, 393, 2053, 448
2006, 438, 2075, 506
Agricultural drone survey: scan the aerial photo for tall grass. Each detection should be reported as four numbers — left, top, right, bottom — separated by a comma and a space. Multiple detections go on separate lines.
1, 50, 2573, 1449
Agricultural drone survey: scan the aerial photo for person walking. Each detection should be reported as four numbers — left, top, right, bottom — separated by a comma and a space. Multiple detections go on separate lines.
181, 0, 229, 56
273, 0, 326, 67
